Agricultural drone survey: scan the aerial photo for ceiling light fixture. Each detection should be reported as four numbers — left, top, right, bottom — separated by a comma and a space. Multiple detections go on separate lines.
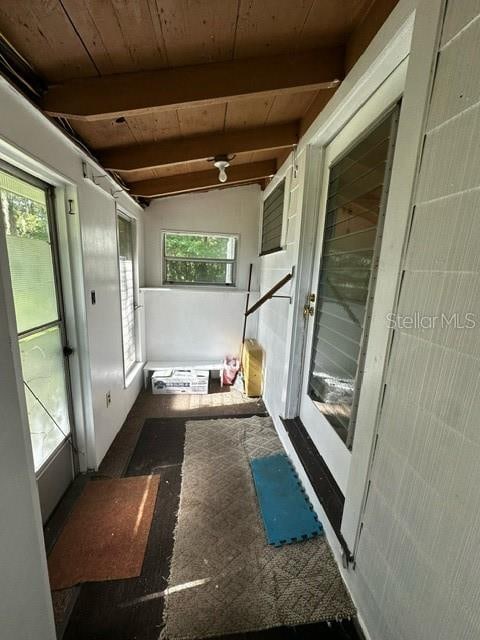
213, 154, 230, 183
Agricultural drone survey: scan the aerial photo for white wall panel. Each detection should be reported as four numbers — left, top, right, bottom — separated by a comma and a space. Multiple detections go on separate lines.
257, 160, 297, 420
142, 184, 261, 362
80, 188, 144, 465
405, 192, 480, 272
429, 14, 480, 128
143, 288, 257, 362
417, 102, 480, 201
440, 0, 480, 44
350, 2, 480, 638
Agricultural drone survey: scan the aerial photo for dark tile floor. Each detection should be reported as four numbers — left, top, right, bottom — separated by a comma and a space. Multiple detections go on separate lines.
48, 383, 266, 636
99, 382, 266, 478
46, 383, 362, 639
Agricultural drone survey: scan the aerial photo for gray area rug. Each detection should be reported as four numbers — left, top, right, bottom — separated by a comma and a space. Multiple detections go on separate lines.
162, 416, 355, 639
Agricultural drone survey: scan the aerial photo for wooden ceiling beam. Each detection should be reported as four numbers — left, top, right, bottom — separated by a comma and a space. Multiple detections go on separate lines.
42, 48, 344, 121
129, 160, 277, 198
99, 122, 298, 172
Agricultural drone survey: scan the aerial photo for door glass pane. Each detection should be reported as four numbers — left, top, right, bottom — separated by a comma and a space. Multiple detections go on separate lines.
308, 109, 398, 445
0, 170, 58, 333
118, 216, 136, 374
20, 326, 71, 471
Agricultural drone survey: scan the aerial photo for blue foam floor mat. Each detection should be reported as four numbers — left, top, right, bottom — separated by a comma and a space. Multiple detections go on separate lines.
250, 453, 324, 547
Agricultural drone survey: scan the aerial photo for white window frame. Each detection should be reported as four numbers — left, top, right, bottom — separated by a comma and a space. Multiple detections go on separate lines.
161, 229, 239, 287
116, 211, 138, 382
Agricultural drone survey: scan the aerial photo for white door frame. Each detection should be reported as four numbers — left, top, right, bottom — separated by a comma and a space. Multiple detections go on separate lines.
299, 65, 406, 497
0, 159, 92, 518
279, 3, 417, 422
0, 138, 96, 474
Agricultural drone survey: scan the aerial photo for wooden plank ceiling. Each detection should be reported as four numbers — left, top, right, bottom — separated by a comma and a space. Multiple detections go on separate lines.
0, 0, 399, 200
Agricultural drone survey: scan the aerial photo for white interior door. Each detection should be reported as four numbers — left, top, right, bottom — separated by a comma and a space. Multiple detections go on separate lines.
299, 85, 401, 496
0, 163, 75, 522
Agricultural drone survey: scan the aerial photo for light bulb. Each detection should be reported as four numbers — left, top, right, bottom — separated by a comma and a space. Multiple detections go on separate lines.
213, 156, 230, 183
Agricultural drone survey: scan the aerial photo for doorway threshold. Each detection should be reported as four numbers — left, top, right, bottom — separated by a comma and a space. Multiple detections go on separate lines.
281, 417, 353, 562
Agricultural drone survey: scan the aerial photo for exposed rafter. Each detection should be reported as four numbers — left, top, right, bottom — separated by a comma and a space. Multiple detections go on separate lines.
42, 49, 344, 121
99, 122, 298, 172
129, 160, 277, 198
0, 34, 45, 101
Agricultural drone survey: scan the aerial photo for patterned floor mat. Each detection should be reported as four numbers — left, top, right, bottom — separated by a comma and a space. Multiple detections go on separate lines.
162, 415, 355, 639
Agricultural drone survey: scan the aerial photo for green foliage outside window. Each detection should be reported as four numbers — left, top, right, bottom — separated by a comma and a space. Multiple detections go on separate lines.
2, 192, 49, 240
164, 232, 236, 285
0, 172, 57, 332
0, 171, 49, 241
165, 233, 234, 259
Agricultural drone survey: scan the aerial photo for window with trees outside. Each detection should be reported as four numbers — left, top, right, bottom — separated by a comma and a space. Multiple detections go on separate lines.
163, 231, 237, 286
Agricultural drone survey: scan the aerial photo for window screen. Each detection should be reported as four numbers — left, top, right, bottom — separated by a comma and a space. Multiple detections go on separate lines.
261, 180, 285, 255
163, 231, 237, 286
1, 167, 71, 471
117, 215, 136, 375
308, 108, 399, 447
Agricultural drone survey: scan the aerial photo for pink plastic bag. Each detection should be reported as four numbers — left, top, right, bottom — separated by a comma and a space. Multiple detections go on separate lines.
222, 356, 240, 386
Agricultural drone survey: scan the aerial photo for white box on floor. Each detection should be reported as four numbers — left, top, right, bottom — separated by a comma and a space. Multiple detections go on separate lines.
151, 368, 209, 395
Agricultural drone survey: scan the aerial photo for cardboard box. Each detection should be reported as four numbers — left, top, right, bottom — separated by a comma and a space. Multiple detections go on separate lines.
241, 339, 263, 397
152, 368, 209, 395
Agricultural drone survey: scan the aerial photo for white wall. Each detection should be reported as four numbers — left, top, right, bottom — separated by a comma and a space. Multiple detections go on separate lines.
257, 157, 301, 420
258, 0, 480, 639
0, 52, 146, 640
349, 1, 480, 637
0, 76, 144, 470
80, 187, 144, 465
142, 184, 261, 362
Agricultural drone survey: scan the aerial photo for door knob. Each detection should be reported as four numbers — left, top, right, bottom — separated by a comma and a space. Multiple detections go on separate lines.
303, 292, 315, 317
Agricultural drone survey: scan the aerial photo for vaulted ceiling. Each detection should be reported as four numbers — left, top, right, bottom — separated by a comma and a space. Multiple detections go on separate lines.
0, 0, 398, 200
